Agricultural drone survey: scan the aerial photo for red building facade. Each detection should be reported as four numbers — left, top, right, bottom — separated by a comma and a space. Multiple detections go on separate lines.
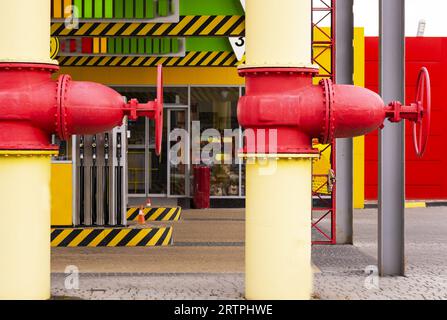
365, 37, 447, 199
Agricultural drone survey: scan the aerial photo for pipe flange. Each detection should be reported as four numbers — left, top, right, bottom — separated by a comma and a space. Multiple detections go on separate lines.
238, 67, 319, 77
0, 62, 59, 73
319, 78, 335, 144
56, 74, 72, 141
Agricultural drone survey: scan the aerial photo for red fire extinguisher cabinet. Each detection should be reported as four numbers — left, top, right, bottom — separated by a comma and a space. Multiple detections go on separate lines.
193, 165, 210, 209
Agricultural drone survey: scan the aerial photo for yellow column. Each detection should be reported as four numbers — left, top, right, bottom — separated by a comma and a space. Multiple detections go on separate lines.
245, 0, 316, 68
245, 156, 316, 300
0, 151, 55, 299
242, 0, 318, 300
0, 0, 56, 64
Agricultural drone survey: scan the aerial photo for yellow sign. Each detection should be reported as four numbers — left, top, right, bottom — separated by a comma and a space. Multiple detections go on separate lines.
50, 37, 60, 59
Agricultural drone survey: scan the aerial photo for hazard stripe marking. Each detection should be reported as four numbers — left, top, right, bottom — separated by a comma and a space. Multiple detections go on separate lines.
51, 16, 245, 37
126, 207, 182, 221
136, 228, 159, 246
58, 51, 239, 67
50, 227, 173, 247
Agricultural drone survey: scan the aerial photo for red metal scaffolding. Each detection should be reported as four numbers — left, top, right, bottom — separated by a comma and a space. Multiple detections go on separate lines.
311, 0, 336, 244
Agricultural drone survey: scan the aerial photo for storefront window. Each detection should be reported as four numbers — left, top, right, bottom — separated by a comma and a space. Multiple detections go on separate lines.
113, 86, 187, 196
111, 85, 245, 199
128, 149, 145, 194
191, 87, 241, 197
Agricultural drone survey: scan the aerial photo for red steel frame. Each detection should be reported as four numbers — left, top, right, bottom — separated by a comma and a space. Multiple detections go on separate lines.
311, 0, 336, 245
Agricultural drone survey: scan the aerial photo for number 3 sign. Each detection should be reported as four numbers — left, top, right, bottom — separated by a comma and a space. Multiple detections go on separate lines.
228, 0, 246, 61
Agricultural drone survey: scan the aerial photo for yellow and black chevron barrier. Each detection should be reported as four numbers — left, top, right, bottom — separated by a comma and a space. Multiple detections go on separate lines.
51, 227, 173, 247
51, 15, 245, 37
126, 207, 181, 222
57, 51, 245, 67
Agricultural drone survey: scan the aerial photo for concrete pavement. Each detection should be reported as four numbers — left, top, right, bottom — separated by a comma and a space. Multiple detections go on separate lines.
51, 207, 447, 299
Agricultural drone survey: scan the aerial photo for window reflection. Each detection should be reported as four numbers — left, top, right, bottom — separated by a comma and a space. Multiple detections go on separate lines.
191, 87, 240, 197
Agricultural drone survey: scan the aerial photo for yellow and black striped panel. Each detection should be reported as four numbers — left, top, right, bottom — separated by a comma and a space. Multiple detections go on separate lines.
51, 15, 245, 37
51, 227, 173, 247
57, 51, 244, 67
127, 207, 182, 222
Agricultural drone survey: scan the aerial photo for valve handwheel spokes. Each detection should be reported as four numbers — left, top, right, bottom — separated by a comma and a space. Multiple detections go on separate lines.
155, 64, 164, 156
413, 67, 431, 157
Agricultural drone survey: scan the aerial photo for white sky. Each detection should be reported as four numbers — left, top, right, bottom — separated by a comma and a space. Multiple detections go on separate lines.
354, 0, 447, 36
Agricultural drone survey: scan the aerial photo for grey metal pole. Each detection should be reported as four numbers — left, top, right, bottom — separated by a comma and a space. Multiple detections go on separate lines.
378, 0, 405, 276
335, 0, 354, 244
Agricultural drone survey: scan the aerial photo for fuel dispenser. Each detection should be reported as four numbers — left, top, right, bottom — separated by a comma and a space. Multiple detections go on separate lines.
73, 124, 128, 226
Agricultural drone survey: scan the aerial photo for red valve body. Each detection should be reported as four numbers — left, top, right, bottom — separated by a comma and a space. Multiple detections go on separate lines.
238, 68, 418, 154
0, 63, 159, 150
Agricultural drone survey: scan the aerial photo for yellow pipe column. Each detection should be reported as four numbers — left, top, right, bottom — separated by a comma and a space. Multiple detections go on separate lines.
0, 151, 56, 299
245, 0, 314, 68
0, 0, 57, 300
242, 0, 318, 300
245, 156, 317, 299
0, 0, 55, 64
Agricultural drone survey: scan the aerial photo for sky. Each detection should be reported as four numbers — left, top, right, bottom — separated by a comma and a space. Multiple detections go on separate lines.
353, 0, 447, 36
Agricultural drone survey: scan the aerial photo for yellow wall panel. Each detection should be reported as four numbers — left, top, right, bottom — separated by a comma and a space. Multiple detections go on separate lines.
59, 67, 245, 85
353, 28, 365, 209
51, 163, 73, 226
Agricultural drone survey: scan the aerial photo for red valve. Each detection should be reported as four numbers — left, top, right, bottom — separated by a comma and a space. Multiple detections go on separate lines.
126, 65, 163, 155
413, 67, 431, 157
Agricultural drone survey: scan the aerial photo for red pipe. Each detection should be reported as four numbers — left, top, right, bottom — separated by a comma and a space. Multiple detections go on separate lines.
238, 67, 430, 155
0, 63, 163, 154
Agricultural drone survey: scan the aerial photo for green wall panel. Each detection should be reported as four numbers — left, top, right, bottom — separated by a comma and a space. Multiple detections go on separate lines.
145, 37, 153, 54
123, 38, 130, 54
105, 0, 113, 18
180, 0, 244, 15
158, 0, 170, 16
94, 0, 103, 18
138, 38, 146, 54
161, 38, 171, 53
153, 38, 160, 54
115, 38, 122, 53
108, 38, 115, 54
131, 38, 138, 53
145, 0, 155, 18
84, 0, 93, 18
171, 38, 179, 53
74, 0, 83, 18
115, 0, 124, 18
125, 0, 134, 18
135, 0, 144, 18
186, 37, 232, 52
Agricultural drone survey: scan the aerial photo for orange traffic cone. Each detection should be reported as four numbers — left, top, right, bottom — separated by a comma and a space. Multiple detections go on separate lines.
145, 197, 152, 207
137, 206, 146, 224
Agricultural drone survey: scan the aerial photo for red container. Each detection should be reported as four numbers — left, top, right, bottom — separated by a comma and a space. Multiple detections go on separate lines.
193, 165, 211, 209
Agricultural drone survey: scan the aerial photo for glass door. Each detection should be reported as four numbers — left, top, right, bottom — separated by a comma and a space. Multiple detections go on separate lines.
147, 113, 168, 195
167, 107, 189, 197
